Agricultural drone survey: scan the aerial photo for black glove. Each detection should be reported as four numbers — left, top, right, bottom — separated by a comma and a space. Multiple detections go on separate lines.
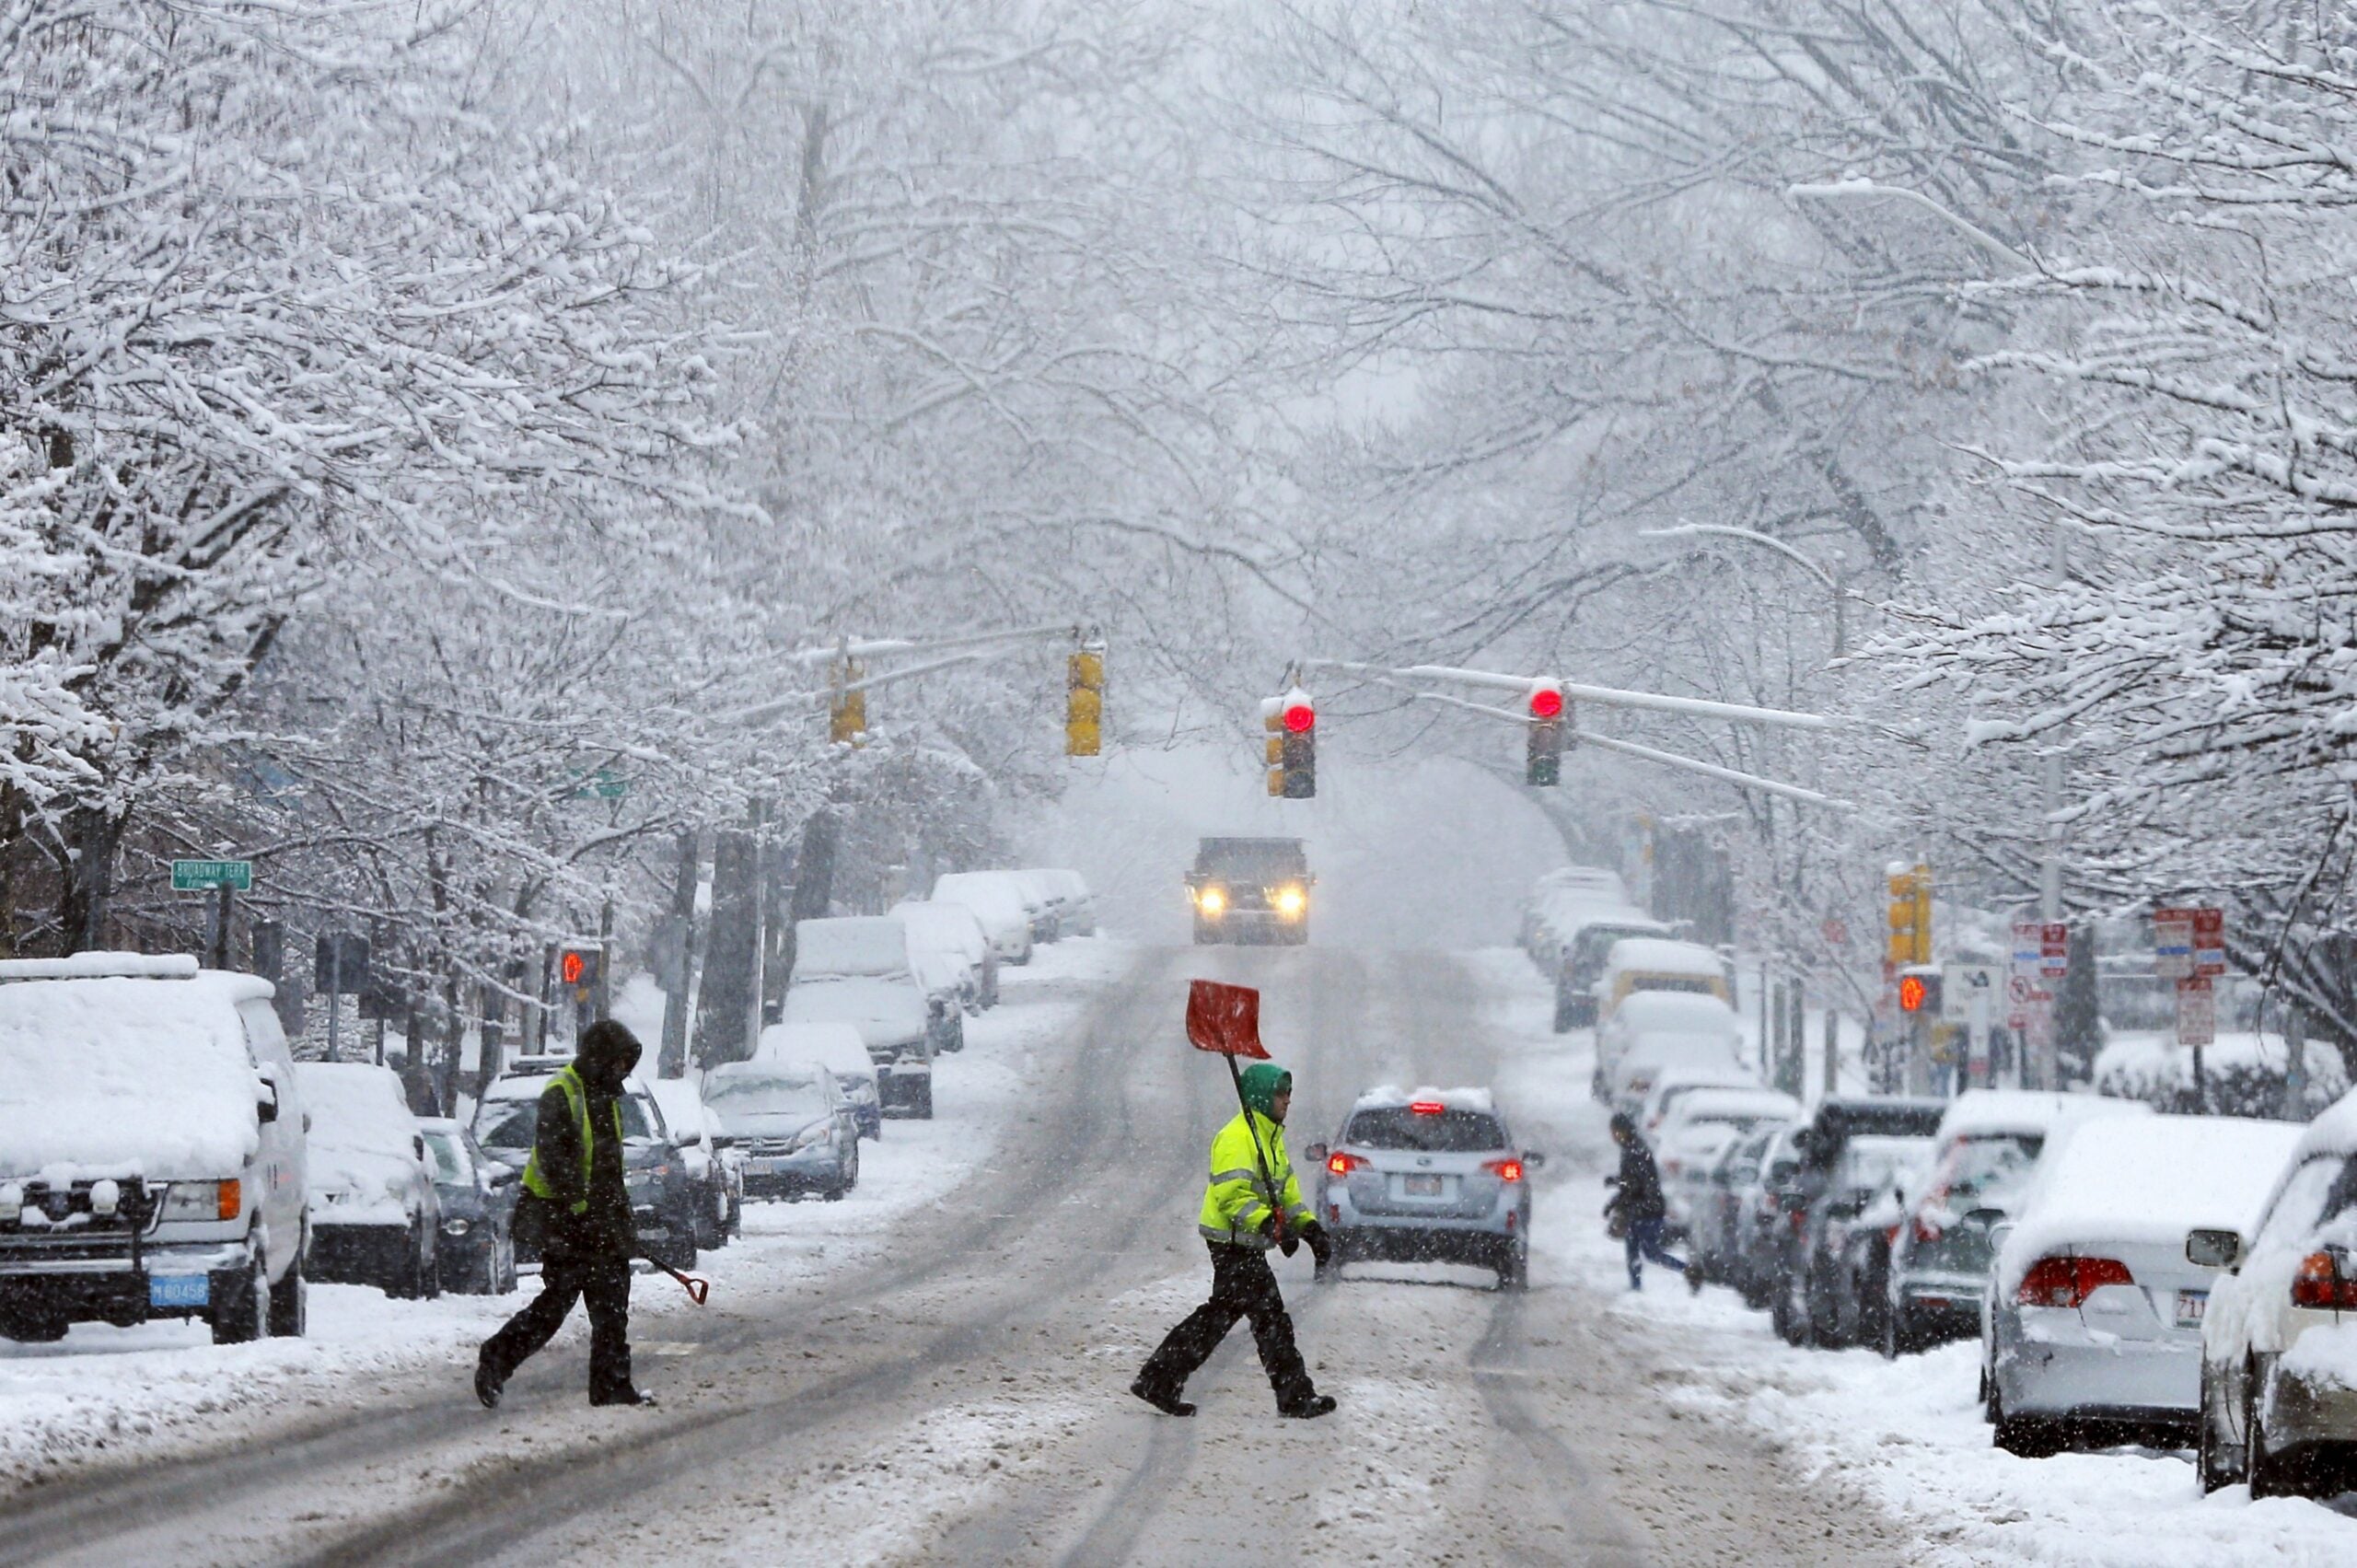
1278, 1227, 1300, 1259
1303, 1222, 1333, 1268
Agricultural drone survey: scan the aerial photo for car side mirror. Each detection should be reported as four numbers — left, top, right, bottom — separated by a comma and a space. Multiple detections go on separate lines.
414, 1133, 427, 1163
682, 1130, 704, 1147
487, 1164, 520, 1189
1305, 1143, 1329, 1167
1960, 1206, 2005, 1231
1523, 1151, 1547, 1169
2186, 1228, 2244, 1271
709, 1133, 736, 1150
256, 1081, 280, 1124
1777, 1190, 1809, 1214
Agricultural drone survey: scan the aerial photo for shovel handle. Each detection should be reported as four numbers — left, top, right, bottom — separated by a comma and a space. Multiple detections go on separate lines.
654, 1261, 711, 1306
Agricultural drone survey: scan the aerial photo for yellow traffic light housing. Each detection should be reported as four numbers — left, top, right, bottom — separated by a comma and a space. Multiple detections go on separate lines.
1263, 702, 1286, 796
1066, 646, 1105, 757
829, 656, 867, 747
1886, 862, 1932, 965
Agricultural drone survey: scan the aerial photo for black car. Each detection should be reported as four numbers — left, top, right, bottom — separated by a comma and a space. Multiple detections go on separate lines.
420, 1119, 519, 1295
1765, 1098, 1945, 1347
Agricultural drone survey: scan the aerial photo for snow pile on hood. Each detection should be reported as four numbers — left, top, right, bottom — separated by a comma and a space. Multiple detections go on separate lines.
296, 1063, 421, 1225
0, 973, 267, 1181
1997, 1114, 2305, 1295
758, 1020, 874, 1082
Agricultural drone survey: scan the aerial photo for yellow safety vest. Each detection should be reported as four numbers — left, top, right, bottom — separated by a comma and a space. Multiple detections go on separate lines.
1197, 1109, 1312, 1249
519, 1065, 624, 1216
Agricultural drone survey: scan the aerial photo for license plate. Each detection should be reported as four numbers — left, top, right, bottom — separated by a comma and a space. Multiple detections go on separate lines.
149, 1273, 209, 1309
1403, 1174, 1444, 1197
2176, 1289, 2207, 1328
746, 1157, 778, 1175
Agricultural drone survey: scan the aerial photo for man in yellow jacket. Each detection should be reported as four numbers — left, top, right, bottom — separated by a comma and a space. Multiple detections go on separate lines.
1132, 1061, 1337, 1418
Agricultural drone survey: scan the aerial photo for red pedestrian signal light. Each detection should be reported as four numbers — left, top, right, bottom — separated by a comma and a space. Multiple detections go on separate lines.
560, 947, 601, 992
1898, 973, 1929, 1013
1527, 685, 1564, 720
1281, 702, 1316, 734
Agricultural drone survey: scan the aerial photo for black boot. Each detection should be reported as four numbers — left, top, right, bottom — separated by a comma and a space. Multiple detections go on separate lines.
474, 1359, 504, 1411
590, 1386, 656, 1408
1129, 1376, 1196, 1418
1278, 1392, 1337, 1419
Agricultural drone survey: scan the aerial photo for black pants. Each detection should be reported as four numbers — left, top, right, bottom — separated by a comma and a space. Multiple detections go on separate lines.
1136, 1241, 1315, 1408
478, 1254, 633, 1400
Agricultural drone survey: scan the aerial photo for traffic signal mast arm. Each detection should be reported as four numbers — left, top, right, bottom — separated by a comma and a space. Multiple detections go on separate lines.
737, 623, 1089, 730
1379, 663, 1841, 732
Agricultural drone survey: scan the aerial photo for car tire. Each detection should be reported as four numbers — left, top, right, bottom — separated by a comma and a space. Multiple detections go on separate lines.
0, 1307, 68, 1343
2196, 1363, 2238, 1495
420, 1231, 443, 1300
1879, 1304, 1905, 1361
1990, 1387, 2063, 1458
1497, 1242, 1529, 1292
910, 1077, 935, 1120
1771, 1272, 1809, 1346
268, 1256, 308, 1337
2247, 1391, 2307, 1498
212, 1257, 267, 1346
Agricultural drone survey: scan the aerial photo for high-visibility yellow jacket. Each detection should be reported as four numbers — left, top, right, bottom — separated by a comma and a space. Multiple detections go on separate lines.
1197, 1109, 1313, 1249
520, 1064, 624, 1216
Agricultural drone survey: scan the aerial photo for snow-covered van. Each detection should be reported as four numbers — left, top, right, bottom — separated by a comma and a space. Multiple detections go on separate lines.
784, 917, 937, 1119
930, 872, 1034, 967
0, 955, 308, 1344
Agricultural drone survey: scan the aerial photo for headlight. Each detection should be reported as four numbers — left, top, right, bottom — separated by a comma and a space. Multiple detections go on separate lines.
442, 1217, 471, 1237
1273, 885, 1306, 917
789, 1121, 832, 1152
161, 1179, 240, 1222
1196, 887, 1226, 917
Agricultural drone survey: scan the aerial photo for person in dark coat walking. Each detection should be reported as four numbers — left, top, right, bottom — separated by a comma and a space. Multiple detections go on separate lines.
475, 1020, 654, 1408
1606, 1111, 1685, 1291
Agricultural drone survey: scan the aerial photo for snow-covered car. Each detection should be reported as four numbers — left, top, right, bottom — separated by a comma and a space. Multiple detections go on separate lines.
785, 916, 940, 1118
1633, 1067, 1758, 1144
704, 1061, 859, 1201
2199, 1093, 2357, 1495
1767, 1097, 1945, 1346
1984, 1113, 2303, 1457
646, 1076, 742, 1250
1006, 869, 1066, 943
296, 1062, 440, 1299
470, 1065, 699, 1270
1307, 1086, 1543, 1289
1597, 990, 1745, 1105
0, 955, 309, 1345
418, 1118, 517, 1295
1654, 1086, 1802, 1230
1527, 886, 1639, 981
1037, 869, 1096, 936
1595, 936, 1734, 1025
1817, 1137, 1939, 1348
759, 1020, 883, 1141
1689, 1124, 1788, 1294
1729, 1125, 1805, 1308
890, 898, 998, 1010
1517, 866, 1631, 969
1552, 911, 1673, 1032
930, 872, 1034, 968
1882, 1091, 2152, 1357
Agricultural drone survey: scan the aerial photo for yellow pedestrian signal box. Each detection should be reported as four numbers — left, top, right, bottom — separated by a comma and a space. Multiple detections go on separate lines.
1887, 863, 1932, 965
829, 657, 867, 747
1066, 647, 1104, 757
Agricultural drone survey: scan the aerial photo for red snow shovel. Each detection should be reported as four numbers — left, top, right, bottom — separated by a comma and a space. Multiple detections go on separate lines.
651, 1260, 710, 1306
1186, 980, 1289, 1248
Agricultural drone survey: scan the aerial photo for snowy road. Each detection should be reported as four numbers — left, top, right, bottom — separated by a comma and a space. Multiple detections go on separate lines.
0, 946, 1907, 1565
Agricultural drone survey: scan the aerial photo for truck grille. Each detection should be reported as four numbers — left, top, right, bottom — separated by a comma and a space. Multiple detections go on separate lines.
0, 1179, 160, 1241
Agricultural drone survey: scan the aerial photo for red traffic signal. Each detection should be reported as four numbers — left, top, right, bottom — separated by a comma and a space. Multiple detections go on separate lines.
560, 947, 600, 989
1281, 701, 1315, 734
1527, 685, 1564, 720
1897, 973, 1929, 1013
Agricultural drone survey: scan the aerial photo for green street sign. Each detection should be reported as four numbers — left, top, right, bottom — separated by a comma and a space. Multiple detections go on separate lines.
567, 766, 627, 801
172, 859, 252, 892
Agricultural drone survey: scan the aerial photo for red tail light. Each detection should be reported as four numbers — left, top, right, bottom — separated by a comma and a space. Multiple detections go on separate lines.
2292, 1250, 2357, 1310
1482, 1157, 1524, 1183
2015, 1255, 2134, 1308
1410, 1100, 1445, 1116
1911, 1216, 1944, 1245
1328, 1151, 1365, 1177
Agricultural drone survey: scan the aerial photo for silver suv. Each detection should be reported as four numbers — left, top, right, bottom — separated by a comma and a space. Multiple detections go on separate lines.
0, 956, 309, 1345
1306, 1087, 1542, 1289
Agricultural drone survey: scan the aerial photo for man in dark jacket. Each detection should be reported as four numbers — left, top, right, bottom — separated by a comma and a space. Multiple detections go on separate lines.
475, 1020, 654, 1408
1605, 1111, 1684, 1292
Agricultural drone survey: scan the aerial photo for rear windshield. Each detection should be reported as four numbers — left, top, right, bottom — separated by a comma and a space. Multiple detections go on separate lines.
1931, 1132, 2043, 1212
1630, 975, 1717, 995
1345, 1107, 1504, 1153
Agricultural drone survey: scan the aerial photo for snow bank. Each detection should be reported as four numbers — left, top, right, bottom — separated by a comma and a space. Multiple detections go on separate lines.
0, 974, 268, 1180
2096, 1029, 2347, 1119
1996, 1115, 2305, 1295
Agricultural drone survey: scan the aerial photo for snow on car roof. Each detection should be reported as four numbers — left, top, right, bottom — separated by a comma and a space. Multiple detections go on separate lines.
644, 1076, 710, 1136
1932, 1089, 2151, 1146
1613, 991, 1740, 1030
0, 970, 272, 1180
1352, 1084, 1496, 1115
757, 1020, 873, 1077
2293, 1086, 2357, 1162
792, 916, 912, 979
1604, 937, 1724, 975
1998, 1114, 2306, 1295
1669, 1087, 1801, 1121
296, 1063, 422, 1207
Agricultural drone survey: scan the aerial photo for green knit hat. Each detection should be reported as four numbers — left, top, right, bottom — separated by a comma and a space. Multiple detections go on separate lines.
1238, 1062, 1293, 1118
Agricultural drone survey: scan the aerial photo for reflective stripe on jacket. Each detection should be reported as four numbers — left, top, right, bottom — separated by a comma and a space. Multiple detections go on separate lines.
1197, 1109, 1312, 1249
520, 1064, 625, 1215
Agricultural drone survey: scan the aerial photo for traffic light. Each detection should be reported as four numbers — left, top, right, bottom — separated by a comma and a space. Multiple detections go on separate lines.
1887, 862, 1932, 965
1897, 967, 1940, 1016
559, 946, 602, 997
1526, 682, 1565, 786
1066, 645, 1104, 757
1279, 690, 1316, 798
1263, 700, 1285, 796
829, 658, 867, 747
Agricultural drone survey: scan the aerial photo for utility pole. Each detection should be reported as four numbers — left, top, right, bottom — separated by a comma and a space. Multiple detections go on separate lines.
2035, 522, 2068, 1094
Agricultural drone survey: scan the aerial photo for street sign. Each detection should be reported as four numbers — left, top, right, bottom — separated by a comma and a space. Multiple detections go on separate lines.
1943, 964, 1996, 1024
2175, 976, 2216, 1047
314, 933, 371, 994
172, 859, 251, 892
2155, 906, 2223, 981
